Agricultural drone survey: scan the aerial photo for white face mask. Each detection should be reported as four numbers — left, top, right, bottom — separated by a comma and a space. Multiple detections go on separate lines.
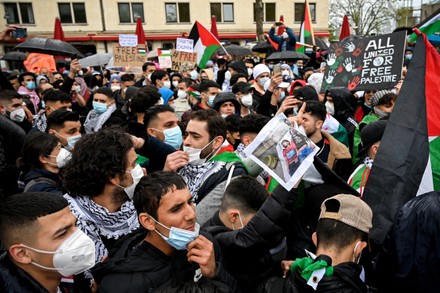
259, 77, 269, 87
55, 131, 81, 151
48, 148, 72, 169
282, 70, 290, 76
183, 138, 215, 165
9, 108, 26, 123
224, 71, 232, 81
111, 85, 121, 91
20, 229, 96, 277
247, 68, 253, 76
325, 101, 335, 115
177, 89, 187, 100
190, 70, 199, 80
75, 86, 81, 93
240, 94, 253, 107
163, 81, 171, 89
157, 97, 164, 105
123, 164, 144, 199
147, 73, 152, 81
221, 113, 228, 118
172, 80, 179, 88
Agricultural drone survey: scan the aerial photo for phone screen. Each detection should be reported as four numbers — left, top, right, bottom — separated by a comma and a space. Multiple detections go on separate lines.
273, 64, 281, 75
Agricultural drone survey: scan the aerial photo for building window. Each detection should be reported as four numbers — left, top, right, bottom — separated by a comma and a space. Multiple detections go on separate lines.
165, 3, 190, 23
210, 3, 234, 23
294, 3, 316, 23
58, 3, 87, 24
4, 3, 35, 24
118, 2, 145, 23
253, 2, 276, 22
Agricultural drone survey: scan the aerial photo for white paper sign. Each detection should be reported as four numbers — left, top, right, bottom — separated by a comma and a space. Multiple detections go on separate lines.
119, 34, 138, 47
244, 114, 319, 190
176, 38, 194, 53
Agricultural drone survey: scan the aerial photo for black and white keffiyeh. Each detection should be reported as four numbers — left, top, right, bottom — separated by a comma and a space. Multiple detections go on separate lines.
64, 194, 139, 262
178, 160, 225, 201
83, 104, 116, 134
363, 156, 374, 169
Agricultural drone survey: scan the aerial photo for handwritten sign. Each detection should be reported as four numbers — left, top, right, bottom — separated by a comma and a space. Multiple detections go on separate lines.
171, 50, 198, 71
321, 31, 406, 91
176, 38, 194, 53
159, 52, 172, 69
112, 43, 147, 67
119, 34, 138, 47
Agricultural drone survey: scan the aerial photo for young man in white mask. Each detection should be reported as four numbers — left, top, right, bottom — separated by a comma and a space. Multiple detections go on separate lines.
92, 171, 237, 292
232, 82, 254, 117
0, 89, 33, 132
174, 78, 191, 120
151, 70, 171, 90
0, 192, 96, 293
164, 109, 246, 224
144, 105, 182, 150
47, 109, 82, 151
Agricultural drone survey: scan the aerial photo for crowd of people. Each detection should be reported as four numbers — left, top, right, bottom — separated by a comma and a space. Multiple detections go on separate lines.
0, 23, 438, 293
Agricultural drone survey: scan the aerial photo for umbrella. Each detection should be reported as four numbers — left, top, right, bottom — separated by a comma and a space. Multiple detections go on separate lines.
14, 37, 84, 58
135, 17, 146, 46
1, 51, 27, 61
211, 15, 219, 40
252, 41, 274, 53
340, 15, 351, 41
266, 51, 310, 61
79, 53, 113, 67
54, 17, 65, 41
215, 44, 253, 56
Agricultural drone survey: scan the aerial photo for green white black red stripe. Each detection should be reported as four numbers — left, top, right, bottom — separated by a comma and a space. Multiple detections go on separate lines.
409, 8, 440, 42
297, 0, 315, 53
188, 21, 224, 69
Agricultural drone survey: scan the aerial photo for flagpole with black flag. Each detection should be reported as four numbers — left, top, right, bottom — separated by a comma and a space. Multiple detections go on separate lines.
363, 30, 440, 246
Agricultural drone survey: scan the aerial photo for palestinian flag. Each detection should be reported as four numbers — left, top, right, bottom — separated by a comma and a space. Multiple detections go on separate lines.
409, 8, 440, 42
363, 32, 440, 245
137, 47, 146, 55
267, 35, 279, 51
188, 21, 223, 69
322, 114, 349, 147
297, 0, 315, 53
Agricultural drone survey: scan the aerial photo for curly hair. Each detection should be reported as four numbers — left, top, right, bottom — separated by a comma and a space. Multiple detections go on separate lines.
63, 128, 133, 197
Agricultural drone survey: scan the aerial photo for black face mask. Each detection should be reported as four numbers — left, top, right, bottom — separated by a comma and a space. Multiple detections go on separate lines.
233, 139, 242, 150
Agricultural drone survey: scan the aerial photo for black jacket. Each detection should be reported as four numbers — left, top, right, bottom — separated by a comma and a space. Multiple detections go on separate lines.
259, 255, 368, 293
202, 185, 298, 292
0, 251, 50, 293
92, 231, 237, 293
22, 168, 63, 195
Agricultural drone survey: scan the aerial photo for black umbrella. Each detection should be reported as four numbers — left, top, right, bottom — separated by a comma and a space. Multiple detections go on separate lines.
1, 51, 27, 61
266, 51, 310, 61
215, 44, 253, 56
252, 41, 272, 53
14, 37, 84, 58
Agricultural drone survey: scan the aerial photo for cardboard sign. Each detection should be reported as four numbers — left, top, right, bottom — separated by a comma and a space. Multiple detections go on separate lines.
321, 31, 406, 92
112, 43, 147, 67
118, 34, 138, 47
176, 38, 194, 53
159, 52, 172, 69
171, 50, 198, 71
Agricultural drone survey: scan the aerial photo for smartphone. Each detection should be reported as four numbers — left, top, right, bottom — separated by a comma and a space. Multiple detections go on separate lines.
11, 28, 27, 39
275, 22, 283, 26
273, 64, 281, 75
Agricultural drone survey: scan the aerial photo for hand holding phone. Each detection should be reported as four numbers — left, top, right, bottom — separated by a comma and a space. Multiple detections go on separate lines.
10, 27, 27, 39
273, 64, 281, 75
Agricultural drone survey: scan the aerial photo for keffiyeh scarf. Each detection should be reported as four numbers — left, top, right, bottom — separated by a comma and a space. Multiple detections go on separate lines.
363, 156, 374, 169
83, 104, 116, 134
179, 161, 225, 201
64, 194, 139, 262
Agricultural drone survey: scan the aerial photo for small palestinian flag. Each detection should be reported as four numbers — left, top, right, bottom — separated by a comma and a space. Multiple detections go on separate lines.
137, 47, 146, 55
188, 21, 223, 69
297, 0, 315, 53
363, 31, 440, 245
409, 8, 440, 43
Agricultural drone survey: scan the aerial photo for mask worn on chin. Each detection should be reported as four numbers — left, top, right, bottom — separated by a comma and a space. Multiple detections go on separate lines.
172, 80, 179, 88
374, 108, 391, 118
177, 90, 187, 100
151, 217, 200, 250
8, 108, 26, 123
163, 81, 171, 89
240, 94, 253, 107
20, 229, 96, 277
325, 101, 335, 115
183, 138, 215, 165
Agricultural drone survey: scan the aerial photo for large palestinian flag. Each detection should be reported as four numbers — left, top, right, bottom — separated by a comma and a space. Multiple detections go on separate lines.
188, 21, 223, 69
363, 32, 440, 245
297, 0, 315, 53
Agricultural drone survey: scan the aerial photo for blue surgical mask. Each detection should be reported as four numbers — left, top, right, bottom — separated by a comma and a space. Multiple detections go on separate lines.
405, 54, 412, 60
55, 131, 81, 151
153, 126, 182, 150
93, 101, 108, 114
207, 95, 216, 107
279, 91, 286, 101
151, 217, 200, 250
259, 77, 269, 88
26, 81, 36, 90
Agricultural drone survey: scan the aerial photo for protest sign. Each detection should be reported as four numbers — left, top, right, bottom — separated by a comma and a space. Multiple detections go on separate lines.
171, 50, 198, 71
119, 34, 138, 47
321, 31, 406, 92
112, 43, 147, 67
159, 51, 172, 69
244, 114, 319, 190
176, 38, 194, 53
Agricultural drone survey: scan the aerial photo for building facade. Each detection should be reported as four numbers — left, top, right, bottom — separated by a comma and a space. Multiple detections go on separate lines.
1, 0, 329, 55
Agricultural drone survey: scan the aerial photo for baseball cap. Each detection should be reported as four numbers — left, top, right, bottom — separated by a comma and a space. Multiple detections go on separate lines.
357, 120, 387, 157
319, 194, 373, 233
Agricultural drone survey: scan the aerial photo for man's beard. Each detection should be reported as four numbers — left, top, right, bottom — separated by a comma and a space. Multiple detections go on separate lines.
111, 185, 129, 206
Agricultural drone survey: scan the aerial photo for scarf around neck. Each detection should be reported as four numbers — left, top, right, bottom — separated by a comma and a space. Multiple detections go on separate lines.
64, 193, 139, 262
84, 104, 116, 134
